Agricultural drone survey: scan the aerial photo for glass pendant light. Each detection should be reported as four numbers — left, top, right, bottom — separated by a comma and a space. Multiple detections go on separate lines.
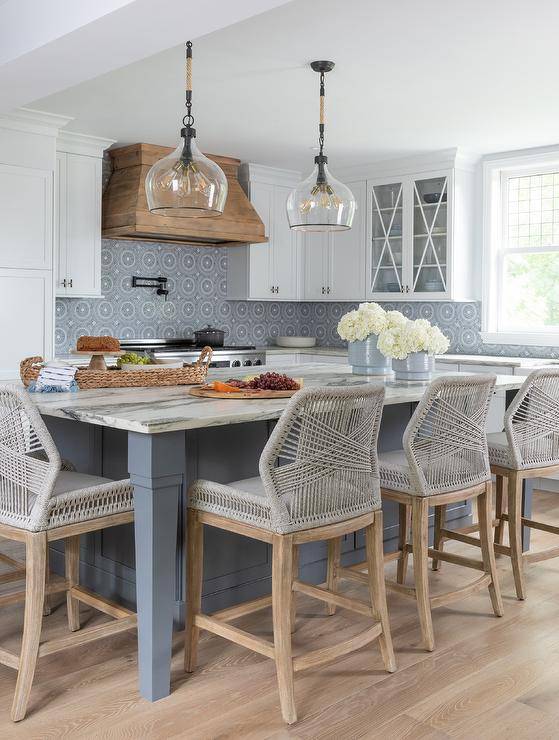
287, 60, 355, 232
145, 41, 228, 217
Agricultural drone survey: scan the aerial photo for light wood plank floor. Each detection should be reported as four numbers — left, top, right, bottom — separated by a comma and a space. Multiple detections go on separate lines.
2, 491, 559, 738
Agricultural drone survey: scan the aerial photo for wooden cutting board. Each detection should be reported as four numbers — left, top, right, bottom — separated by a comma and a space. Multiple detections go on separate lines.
190, 386, 298, 400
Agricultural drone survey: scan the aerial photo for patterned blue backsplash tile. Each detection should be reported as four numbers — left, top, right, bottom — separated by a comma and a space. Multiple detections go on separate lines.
55, 239, 556, 359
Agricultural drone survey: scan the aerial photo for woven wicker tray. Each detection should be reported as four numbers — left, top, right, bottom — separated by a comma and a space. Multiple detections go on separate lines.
20, 347, 213, 389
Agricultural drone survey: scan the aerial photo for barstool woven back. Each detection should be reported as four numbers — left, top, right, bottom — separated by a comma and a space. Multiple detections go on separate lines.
402, 375, 495, 495
0, 385, 60, 530
259, 385, 385, 533
504, 368, 559, 469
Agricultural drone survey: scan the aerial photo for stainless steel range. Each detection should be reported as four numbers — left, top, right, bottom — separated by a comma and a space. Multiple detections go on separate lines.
119, 339, 266, 369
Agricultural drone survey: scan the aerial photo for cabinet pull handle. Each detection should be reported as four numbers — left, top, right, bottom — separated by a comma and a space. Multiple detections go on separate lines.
62, 279, 67, 288
321, 286, 325, 294
326, 287, 330, 294
69, 278, 73, 288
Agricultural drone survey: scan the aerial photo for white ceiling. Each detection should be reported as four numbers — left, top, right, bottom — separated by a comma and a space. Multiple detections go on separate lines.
0, 0, 289, 113
32, 0, 559, 172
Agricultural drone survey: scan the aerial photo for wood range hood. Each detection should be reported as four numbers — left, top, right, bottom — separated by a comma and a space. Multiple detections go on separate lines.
102, 143, 267, 247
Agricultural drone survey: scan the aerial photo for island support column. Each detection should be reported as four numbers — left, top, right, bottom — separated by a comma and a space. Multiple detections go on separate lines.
128, 430, 185, 701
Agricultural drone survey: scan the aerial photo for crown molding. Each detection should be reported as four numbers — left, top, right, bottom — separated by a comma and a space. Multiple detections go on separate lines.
336, 147, 480, 181
239, 162, 302, 188
57, 130, 116, 157
0, 107, 73, 137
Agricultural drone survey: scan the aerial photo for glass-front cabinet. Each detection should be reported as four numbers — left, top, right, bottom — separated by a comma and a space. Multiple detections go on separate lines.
367, 170, 451, 300
370, 181, 404, 294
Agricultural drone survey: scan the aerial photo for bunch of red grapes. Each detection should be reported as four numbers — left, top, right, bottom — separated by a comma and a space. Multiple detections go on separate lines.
226, 372, 299, 391
247, 372, 300, 391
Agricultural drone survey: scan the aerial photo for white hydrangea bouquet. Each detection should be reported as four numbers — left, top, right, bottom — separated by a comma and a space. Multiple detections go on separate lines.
377, 317, 450, 360
337, 302, 405, 342
337, 303, 407, 375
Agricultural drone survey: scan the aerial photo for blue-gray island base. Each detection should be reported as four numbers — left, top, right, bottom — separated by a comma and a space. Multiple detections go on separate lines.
25, 364, 525, 702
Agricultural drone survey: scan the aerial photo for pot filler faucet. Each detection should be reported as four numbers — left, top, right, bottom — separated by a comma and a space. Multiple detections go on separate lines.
131, 275, 169, 300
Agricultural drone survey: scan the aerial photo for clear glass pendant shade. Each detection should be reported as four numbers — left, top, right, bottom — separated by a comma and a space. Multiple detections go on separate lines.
287, 157, 355, 231
145, 129, 228, 217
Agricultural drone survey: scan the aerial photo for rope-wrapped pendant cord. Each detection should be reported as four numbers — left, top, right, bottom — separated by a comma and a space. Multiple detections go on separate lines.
319, 71, 325, 153
184, 40, 194, 127
186, 41, 193, 94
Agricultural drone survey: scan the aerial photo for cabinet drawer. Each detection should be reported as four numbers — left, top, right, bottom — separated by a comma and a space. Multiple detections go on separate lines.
266, 353, 299, 365
305, 354, 347, 365
459, 363, 513, 375
435, 361, 459, 373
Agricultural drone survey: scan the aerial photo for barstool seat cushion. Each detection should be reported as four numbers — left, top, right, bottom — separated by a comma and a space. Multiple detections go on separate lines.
188, 476, 273, 530
486, 432, 513, 469
379, 450, 415, 494
44, 470, 134, 530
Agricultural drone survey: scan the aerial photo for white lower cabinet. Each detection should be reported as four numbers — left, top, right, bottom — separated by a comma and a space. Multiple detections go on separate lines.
265, 352, 347, 366
227, 165, 301, 301
304, 353, 347, 364
0, 269, 53, 379
266, 353, 300, 365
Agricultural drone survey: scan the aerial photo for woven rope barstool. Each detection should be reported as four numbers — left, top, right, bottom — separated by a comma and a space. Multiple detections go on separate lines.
443, 369, 559, 601
326, 375, 503, 653
0, 386, 136, 721
184, 385, 395, 725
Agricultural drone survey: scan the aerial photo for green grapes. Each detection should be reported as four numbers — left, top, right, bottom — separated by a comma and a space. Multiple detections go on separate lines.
117, 352, 152, 368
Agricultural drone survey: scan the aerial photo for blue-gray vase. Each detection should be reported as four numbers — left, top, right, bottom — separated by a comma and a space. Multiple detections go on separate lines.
392, 352, 434, 382
347, 336, 392, 375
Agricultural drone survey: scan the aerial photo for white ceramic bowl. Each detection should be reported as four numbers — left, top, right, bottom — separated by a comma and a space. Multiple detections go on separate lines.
275, 336, 317, 348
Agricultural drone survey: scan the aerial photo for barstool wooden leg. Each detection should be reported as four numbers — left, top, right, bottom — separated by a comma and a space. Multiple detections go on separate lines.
478, 482, 504, 616
185, 511, 204, 673
432, 505, 446, 572
11, 531, 47, 722
325, 537, 341, 615
412, 497, 434, 651
43, 545, 51, 617
396, 504, 411, 584
65, 536, 81, 631
366, 512, 396, 672
291, 545, 299, 631
508, 471, 526, 600
494, 475, 506, 546
272, 534, 296, 725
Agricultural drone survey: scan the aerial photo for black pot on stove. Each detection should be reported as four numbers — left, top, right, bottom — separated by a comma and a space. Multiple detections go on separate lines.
193, 325, 225, 348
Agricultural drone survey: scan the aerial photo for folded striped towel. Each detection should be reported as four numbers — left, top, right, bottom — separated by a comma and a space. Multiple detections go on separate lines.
34, 361, 78, 392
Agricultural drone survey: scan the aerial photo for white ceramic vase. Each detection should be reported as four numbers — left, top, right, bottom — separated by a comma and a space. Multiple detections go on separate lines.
392, 352, 434, 381
347, 335, 392, 375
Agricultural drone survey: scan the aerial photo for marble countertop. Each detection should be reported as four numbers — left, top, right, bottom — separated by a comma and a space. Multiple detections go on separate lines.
264, 346, 347, 356
265, 347, 557, 367
25, 363, 524, 435
434, 353, 558, 367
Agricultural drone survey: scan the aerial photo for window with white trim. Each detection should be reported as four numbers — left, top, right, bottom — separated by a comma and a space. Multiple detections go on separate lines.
482, 151, 559, 346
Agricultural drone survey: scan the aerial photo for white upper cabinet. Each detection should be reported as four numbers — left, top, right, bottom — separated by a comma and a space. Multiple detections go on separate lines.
0, 164, 53, 270
227, 164, 301, 301
365, 151, 476, 301
301, 180, 366, 301
0, 108, 73, 371
56, 132, 113, 298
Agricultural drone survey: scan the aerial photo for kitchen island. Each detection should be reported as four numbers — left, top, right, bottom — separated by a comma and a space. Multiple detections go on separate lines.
26, 363, 525, 704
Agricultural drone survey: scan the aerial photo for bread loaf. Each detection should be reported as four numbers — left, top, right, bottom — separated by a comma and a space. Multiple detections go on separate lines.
76, 336, 121, 352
